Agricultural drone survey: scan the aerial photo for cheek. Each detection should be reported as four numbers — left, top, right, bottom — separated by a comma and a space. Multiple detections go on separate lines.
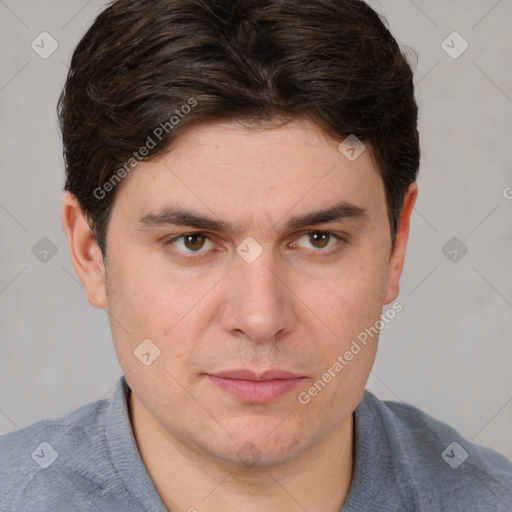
295, 251, 389, 393
105, 262, 195, 418
106, 251, 193, 333
105, 252, 221, 379
299, 252, 389, 333
294, 268, 386, 424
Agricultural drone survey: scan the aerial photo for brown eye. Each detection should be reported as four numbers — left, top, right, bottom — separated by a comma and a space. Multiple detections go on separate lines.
183, 233, 206, 251
293, 231, 342, 252
309, 231, 330, 249
170, 233, 214, 254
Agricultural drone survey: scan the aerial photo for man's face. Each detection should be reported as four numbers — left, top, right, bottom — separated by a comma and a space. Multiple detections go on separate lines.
100, 118, 406, 466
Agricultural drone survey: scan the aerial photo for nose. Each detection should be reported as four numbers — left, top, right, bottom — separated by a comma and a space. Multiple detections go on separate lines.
219, 248, 297, 344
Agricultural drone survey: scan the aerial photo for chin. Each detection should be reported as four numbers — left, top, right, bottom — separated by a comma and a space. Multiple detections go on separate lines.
202, 420, 308, 469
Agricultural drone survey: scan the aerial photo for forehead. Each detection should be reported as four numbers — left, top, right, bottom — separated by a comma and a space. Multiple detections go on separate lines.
111, 118, 386, 229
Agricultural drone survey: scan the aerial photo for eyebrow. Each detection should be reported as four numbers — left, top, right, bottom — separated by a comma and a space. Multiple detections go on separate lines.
136, 201, 368, 233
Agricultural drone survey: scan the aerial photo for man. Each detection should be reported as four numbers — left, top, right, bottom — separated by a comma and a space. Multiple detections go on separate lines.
1, 0, 511, 510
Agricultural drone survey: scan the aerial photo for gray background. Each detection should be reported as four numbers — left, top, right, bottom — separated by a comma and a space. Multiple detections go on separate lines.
1, 0, 511, 460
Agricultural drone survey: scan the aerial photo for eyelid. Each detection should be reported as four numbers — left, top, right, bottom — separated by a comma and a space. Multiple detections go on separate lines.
291, 230, 346, 252
165, 229, 347, 259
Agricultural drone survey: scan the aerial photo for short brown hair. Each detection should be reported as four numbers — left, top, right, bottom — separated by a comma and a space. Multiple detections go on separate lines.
58, 0, 420, 256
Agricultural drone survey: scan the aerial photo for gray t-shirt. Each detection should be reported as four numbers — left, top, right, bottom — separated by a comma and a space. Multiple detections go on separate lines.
1, 377, 511, 511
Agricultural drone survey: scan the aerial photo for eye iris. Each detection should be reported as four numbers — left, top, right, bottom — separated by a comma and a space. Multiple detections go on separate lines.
310, 232, 329, 248
184, 234, 205, 251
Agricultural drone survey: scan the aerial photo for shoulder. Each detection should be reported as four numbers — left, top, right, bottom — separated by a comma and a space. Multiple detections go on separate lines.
360, 391, 512, 508
0, 396, 112, 510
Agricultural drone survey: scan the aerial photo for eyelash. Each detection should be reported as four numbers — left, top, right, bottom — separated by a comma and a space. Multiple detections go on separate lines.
165, 231, 346, 261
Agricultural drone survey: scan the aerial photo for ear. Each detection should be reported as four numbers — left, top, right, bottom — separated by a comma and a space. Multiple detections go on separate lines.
384, 183, 418, 305
62, 192, 107, 309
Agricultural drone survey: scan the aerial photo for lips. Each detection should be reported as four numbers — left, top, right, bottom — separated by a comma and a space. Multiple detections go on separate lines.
213, 369, 302, 381
206, 369, 306, 403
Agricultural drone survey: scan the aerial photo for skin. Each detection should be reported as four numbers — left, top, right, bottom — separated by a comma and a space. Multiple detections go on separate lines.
63, 118, 417, 511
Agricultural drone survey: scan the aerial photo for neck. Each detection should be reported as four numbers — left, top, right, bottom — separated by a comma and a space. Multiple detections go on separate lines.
130, 393, 354, 512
